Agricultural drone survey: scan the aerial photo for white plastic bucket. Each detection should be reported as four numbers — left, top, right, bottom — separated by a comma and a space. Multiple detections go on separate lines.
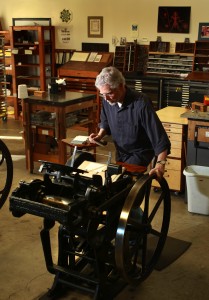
183, 165, 209, 215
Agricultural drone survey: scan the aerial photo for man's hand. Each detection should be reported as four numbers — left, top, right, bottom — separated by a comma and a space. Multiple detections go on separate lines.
149, 163, 165, 179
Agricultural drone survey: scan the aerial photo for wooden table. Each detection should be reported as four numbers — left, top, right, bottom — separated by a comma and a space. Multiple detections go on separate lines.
22, 91, 96, 173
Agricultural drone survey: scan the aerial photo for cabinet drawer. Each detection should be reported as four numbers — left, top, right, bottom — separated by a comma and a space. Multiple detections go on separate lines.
152, 169, 181, 191
167, 132, 182, 142
166, 158, 181, 171
169, 147, 182, 158
170, 140, 182, 149
162, 123, 183, 134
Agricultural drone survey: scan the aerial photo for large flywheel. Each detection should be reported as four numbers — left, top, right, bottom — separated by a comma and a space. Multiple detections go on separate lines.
115, 173, 171, 285
0, 139, 13, 209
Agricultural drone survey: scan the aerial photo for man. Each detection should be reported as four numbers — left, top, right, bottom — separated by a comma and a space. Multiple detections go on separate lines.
89, 67, 171, 178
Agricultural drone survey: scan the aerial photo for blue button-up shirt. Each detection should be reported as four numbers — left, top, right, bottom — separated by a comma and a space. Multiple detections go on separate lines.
99, 87, 171, 166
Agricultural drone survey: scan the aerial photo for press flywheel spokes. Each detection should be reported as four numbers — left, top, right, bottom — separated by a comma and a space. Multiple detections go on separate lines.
115, 174, 171, 285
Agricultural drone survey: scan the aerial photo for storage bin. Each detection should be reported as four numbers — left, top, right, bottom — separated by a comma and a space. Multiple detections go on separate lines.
183, 165, 209, 215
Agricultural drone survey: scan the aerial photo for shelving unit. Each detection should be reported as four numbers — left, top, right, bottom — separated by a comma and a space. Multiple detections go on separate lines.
175, 42, 195, 54
0, 35, 7, 121
125, 76, 161, 110
146, 52, 193, 77
0, 30, 15, 118
192, 40, 209, 72
149, 41, 170, 52
55, 48, 75, 74
113, 42, 140, 72
10, 25, 56, 119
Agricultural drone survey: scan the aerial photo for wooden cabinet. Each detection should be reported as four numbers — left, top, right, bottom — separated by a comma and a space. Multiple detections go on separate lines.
192, 41, 209, 72
147, 52, 193, 77
0, 35, 7, 120
175, 42, 194, 54
113, 43, 140, 72
149, 41, 170, 53
22, 91, 96, 173
179, 111, 209, 167
153, 107, 188, 192
10, 25, 56, 119
57, 52, 114, 123
125, 76, 161, 110
0, 30, 15, 118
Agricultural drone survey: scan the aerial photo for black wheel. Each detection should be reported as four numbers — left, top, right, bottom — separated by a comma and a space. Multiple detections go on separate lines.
0, 139, 13, 209
115, 174, 171, 285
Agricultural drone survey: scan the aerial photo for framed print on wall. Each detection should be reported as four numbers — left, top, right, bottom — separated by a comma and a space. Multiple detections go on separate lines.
198, 23, 209, 40
88, 16, 103, 38
157, 6, 191, 33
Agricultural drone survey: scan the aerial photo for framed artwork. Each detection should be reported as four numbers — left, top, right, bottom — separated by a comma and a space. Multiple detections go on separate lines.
198, 23, 209, 40
157, 7, 191, 33
120, 37, 126, 45
12, 18, 51, 26
88, 16, 103, 38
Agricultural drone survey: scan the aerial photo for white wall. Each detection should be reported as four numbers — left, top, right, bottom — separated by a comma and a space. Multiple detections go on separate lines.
1, 0, 209, 51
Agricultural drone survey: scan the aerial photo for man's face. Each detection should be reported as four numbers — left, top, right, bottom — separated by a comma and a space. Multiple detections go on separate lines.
99, 84, 121, 105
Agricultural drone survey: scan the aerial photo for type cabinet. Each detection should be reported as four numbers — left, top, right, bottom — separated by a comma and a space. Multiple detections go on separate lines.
22, 91, 96, 173
153, 107, 188, 193
10, 25, 56, 119
125, 77, 161, 110
113, 43, 140, 72
193, 41, 209, 72
147, 52, 193, 77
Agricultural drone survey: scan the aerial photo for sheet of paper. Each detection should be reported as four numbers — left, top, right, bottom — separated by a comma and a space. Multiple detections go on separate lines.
70, 52, 89, 62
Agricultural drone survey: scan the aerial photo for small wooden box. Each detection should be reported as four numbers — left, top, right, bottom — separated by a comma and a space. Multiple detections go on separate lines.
191, 102, 207, 112
34, 90, 46, 97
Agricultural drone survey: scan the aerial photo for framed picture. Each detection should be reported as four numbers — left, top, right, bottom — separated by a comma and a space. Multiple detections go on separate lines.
198, 23, 209, 40
12, 18, 51, 26
120, 37, 126, 45
157, 7, 191, 33
88, 16, 103, 38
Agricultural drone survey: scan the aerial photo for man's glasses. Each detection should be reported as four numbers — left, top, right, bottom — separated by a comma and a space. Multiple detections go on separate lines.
99, 91, 115, 98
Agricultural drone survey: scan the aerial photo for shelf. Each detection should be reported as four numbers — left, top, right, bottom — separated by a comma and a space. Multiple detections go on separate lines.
10, 25, 56, 119
193, 41, 209, 72
147, 52, 193, 77
113, 43, 140, 72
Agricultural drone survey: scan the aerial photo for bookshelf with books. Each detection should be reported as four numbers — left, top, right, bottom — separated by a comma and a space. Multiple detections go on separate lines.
10, 25, 56, 119
0, 30, 16, 118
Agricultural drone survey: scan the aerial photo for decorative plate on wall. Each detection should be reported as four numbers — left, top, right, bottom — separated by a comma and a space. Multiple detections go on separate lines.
60, 9, 73, 24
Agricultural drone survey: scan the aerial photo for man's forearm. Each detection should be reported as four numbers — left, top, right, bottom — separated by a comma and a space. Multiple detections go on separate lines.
96, 128, 107, 139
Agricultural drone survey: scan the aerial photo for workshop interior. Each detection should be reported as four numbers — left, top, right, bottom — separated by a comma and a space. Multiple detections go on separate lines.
1, 2, 209, 300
